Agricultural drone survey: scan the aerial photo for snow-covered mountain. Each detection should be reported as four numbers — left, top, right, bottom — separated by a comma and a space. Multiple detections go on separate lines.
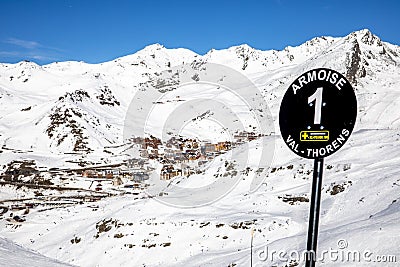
0, 29, 399, 160
0, 29, 399, 266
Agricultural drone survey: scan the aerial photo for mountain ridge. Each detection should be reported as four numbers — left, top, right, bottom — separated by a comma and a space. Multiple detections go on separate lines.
0, 29, 399, 162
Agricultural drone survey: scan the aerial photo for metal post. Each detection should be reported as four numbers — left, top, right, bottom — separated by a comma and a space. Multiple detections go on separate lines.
250, 228, 254, 267
305, 158, 324, 267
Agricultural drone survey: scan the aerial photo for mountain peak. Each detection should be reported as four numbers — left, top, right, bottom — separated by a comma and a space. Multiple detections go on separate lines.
347, 29, 382, 46
354, 28, 373, 35
139, 43, 165, 53
231, 44, 253, 50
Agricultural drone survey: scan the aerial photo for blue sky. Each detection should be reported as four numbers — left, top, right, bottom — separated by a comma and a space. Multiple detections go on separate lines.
0, 0, 399, 64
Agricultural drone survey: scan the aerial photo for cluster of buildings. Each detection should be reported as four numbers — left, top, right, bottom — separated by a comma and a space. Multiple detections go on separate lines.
130, 131, 262, 181
132, 136, 231, 180
0, 132, 263, 195
75, 161, 153, 191
75, 131, 263, 190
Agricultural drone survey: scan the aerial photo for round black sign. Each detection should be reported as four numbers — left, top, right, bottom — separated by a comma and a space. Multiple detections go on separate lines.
279, 68, 357, 159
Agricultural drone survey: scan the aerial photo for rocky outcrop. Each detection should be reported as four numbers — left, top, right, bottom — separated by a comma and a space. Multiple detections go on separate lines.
345, 39, 366, 86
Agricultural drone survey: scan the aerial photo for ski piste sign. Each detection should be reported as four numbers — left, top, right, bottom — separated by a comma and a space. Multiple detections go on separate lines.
279, 68, 357, 159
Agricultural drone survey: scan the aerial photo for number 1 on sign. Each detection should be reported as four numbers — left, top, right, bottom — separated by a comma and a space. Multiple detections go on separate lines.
308, 87, 323, 124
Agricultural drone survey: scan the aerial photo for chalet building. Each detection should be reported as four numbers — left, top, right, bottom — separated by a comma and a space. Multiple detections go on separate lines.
173, 154, 188, 163
234, 131, 261, 143
147, 147, 159, 159
132, 172, 149, 182
130, 136, 145, 147
160, 165, 182, 180
143, 136, 162, 149
202, 143, 216, 153
139, 149, 149, 158
82, 169, 118, 179
200, 141, 231, 153
181, 167, 195, 177
82, 170, 98, 178
183, 139, 199, 150
104, 170, 114, 179
215, 141, 232, 152
184, 149, 201, 160
165, 136, 186, 150
126, 158, 146, 169
163, 148, 178, 159
112, 177, 123, 186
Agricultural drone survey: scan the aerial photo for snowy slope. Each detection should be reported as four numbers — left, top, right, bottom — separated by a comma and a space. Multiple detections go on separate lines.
0, 237, 73, 267
0, 29, 400, 266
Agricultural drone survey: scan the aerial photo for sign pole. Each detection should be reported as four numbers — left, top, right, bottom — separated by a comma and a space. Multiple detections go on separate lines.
305, 158, 324, 267
279, 68, 357, 267
250, 228, 254, 267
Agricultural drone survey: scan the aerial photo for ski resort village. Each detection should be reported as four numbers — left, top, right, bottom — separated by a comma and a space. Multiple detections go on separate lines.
0, 29, 399, 266
0, 131, 261, 221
